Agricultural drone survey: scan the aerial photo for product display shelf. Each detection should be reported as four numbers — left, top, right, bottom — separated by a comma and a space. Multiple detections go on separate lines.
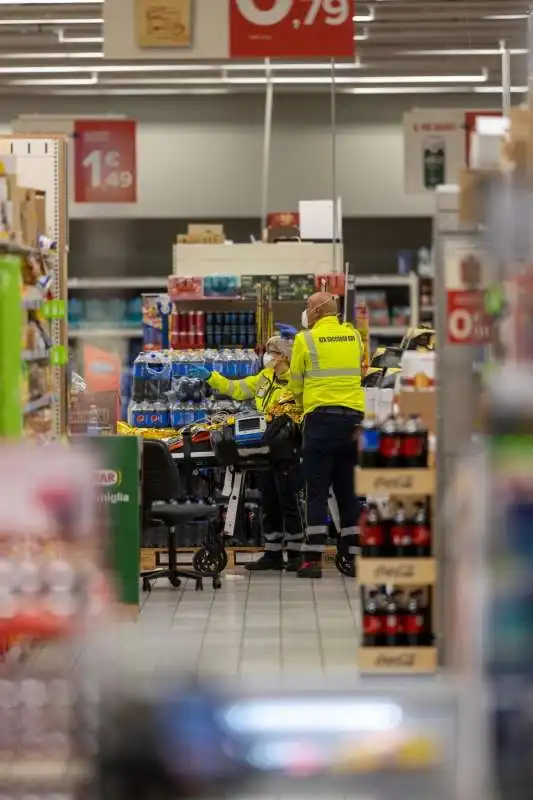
0, 135, 69, 438
141, 544, 339, 571
356, 465, 437, 675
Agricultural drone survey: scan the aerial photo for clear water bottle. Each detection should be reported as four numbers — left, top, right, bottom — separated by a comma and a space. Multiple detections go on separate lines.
171, 400, 183, 429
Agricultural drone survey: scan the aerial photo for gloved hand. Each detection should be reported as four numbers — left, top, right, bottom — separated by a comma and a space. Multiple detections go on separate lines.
187, 365, 212, 381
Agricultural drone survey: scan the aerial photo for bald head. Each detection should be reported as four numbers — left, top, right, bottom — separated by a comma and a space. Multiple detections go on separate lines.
306, 291, 338, 327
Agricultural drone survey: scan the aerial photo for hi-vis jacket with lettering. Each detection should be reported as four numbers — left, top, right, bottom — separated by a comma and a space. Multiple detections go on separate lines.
289, 316, 364, 416
208, 367, 291, 413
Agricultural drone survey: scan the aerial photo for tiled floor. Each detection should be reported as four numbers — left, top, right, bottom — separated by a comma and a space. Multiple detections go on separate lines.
139, 567, 361, 680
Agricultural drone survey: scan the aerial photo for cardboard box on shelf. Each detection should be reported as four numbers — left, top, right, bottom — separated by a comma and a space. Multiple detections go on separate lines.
459, 168, 500, 226
355, 467, 435, 496
177, 223, 225, 244
358, 647, 437, 674
398, 390, 436, 433
359, 558, 437, 586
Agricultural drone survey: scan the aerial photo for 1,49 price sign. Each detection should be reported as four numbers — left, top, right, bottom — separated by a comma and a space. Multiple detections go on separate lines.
230, 0, 354, 58
74, 120, 137, 203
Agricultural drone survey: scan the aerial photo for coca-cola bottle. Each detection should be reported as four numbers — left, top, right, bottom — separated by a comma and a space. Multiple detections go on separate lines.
361, 503, 387, 557
390, 502, 412, 557
403, 589, 430, 646
411, 502, 432, 557
363, 589, 384, 647
379, 416, 402, 468
401, 415, 428, 468
383, 589, 404, 647
359, 414, 381, 468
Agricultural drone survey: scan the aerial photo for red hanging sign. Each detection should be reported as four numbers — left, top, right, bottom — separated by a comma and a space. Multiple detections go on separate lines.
74, 119, 137, 203
447, 290, 491, 345
230, 0, 354, 59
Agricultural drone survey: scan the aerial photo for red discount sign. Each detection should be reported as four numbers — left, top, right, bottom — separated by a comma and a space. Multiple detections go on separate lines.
74, 120, 137, 203
447, 290, 491, 345
230, 0, 354, 58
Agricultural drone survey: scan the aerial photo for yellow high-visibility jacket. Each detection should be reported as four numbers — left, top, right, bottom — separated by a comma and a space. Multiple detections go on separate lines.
208, 367, 291, 413
289, 316, 364, 416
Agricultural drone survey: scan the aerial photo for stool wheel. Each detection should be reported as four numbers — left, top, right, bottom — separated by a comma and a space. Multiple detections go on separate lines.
168, 573, 182, 588
142, 578, 152, 593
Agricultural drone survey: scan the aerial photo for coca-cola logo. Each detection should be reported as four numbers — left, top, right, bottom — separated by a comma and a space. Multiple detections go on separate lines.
373, 475, 414, 491
374, 564, 415, 580
375, 653, 416, 668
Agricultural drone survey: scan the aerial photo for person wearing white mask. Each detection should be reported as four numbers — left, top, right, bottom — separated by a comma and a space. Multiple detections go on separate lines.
188, 336, 304, 571
290, 292, 365, 579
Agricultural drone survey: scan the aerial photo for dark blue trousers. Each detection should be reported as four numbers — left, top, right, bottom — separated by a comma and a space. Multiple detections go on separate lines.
302, 408, 363, 562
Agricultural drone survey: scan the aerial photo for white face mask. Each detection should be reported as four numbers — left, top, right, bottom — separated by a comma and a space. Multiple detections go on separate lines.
301, 310, 309, 329
263, 353, 276, 369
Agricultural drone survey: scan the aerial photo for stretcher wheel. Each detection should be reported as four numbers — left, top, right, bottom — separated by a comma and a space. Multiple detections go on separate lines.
193, 547, 227, 575
212, 578, 222, 590
335, 552, 355, 578
168, 573, 182, 588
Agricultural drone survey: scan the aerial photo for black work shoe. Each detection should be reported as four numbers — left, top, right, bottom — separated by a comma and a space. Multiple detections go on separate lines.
297, 560, 322, 579
245, 553, 284, 571
285, 554, 302, 573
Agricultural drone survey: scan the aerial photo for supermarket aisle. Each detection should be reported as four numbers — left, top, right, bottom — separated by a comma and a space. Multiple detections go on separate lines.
140, 569, 361, 680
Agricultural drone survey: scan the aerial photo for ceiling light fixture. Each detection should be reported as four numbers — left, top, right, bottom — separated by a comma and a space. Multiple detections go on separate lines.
401, 48, 527, 56
58, 28, 103, 44
0, 0, 102, 3
0, 51, 103, 59
9, 76, 98, 86
93, 73, 488, 87
474, 85, 527, 93
0, 17, 102, 25
353, 7, 375, 23
484, 14, 528, 20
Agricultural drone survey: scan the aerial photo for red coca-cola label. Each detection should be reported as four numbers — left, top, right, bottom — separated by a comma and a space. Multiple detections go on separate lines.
363, 615, 383, 635
384, 613, 400, 635
391, 525, 410, 546
380, 435, 400, 459
412, 524, 431, 546
362, 524, 385, 546
401, 436, 424, 459
404, 613, 425, 635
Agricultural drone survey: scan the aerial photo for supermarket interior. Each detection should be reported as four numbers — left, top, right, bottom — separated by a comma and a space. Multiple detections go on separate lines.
2, 0, 533, 798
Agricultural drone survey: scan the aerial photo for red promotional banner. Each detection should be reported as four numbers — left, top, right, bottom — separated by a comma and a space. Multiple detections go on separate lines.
74, 119, 137, 203
230, 0, 354, 58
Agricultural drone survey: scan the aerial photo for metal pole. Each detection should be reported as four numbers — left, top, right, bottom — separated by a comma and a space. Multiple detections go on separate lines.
500, 40, 511, 119
260, 58, 274, 238
527, 8, 533, 82
330, 58, 338, 271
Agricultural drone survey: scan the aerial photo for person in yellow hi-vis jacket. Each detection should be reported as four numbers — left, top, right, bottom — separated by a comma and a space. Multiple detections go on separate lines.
290, 292, 365, 580
188, 336, 304, 572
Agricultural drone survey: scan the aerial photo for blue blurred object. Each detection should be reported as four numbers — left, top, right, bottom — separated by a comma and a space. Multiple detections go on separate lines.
275, 322, 297, 338
188, 365, 212, 381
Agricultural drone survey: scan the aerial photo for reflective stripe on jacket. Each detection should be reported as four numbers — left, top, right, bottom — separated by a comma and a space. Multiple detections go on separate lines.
208, 367, 290, 413
289, 316, 364, 416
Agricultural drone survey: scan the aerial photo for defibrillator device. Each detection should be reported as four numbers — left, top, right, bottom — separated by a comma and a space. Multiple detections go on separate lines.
233, 412, 268, 445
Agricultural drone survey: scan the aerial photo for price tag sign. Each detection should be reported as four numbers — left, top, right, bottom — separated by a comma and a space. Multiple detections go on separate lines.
447, 290, 491, 345
74, 120, 137, 203
230, 0, 354, 58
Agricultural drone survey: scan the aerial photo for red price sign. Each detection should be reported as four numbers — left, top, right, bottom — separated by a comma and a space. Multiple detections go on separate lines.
74, 120, 137, 203
447, 290, 491, 345
230, 0, 354, 58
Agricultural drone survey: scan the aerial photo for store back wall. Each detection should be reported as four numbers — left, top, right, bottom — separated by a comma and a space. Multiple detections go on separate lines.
3, 92, 498, 219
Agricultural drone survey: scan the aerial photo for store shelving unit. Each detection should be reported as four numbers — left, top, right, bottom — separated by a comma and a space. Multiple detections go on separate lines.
67, 272, 421, 341
356, 465, 438, 675
0, 135, 69, 438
